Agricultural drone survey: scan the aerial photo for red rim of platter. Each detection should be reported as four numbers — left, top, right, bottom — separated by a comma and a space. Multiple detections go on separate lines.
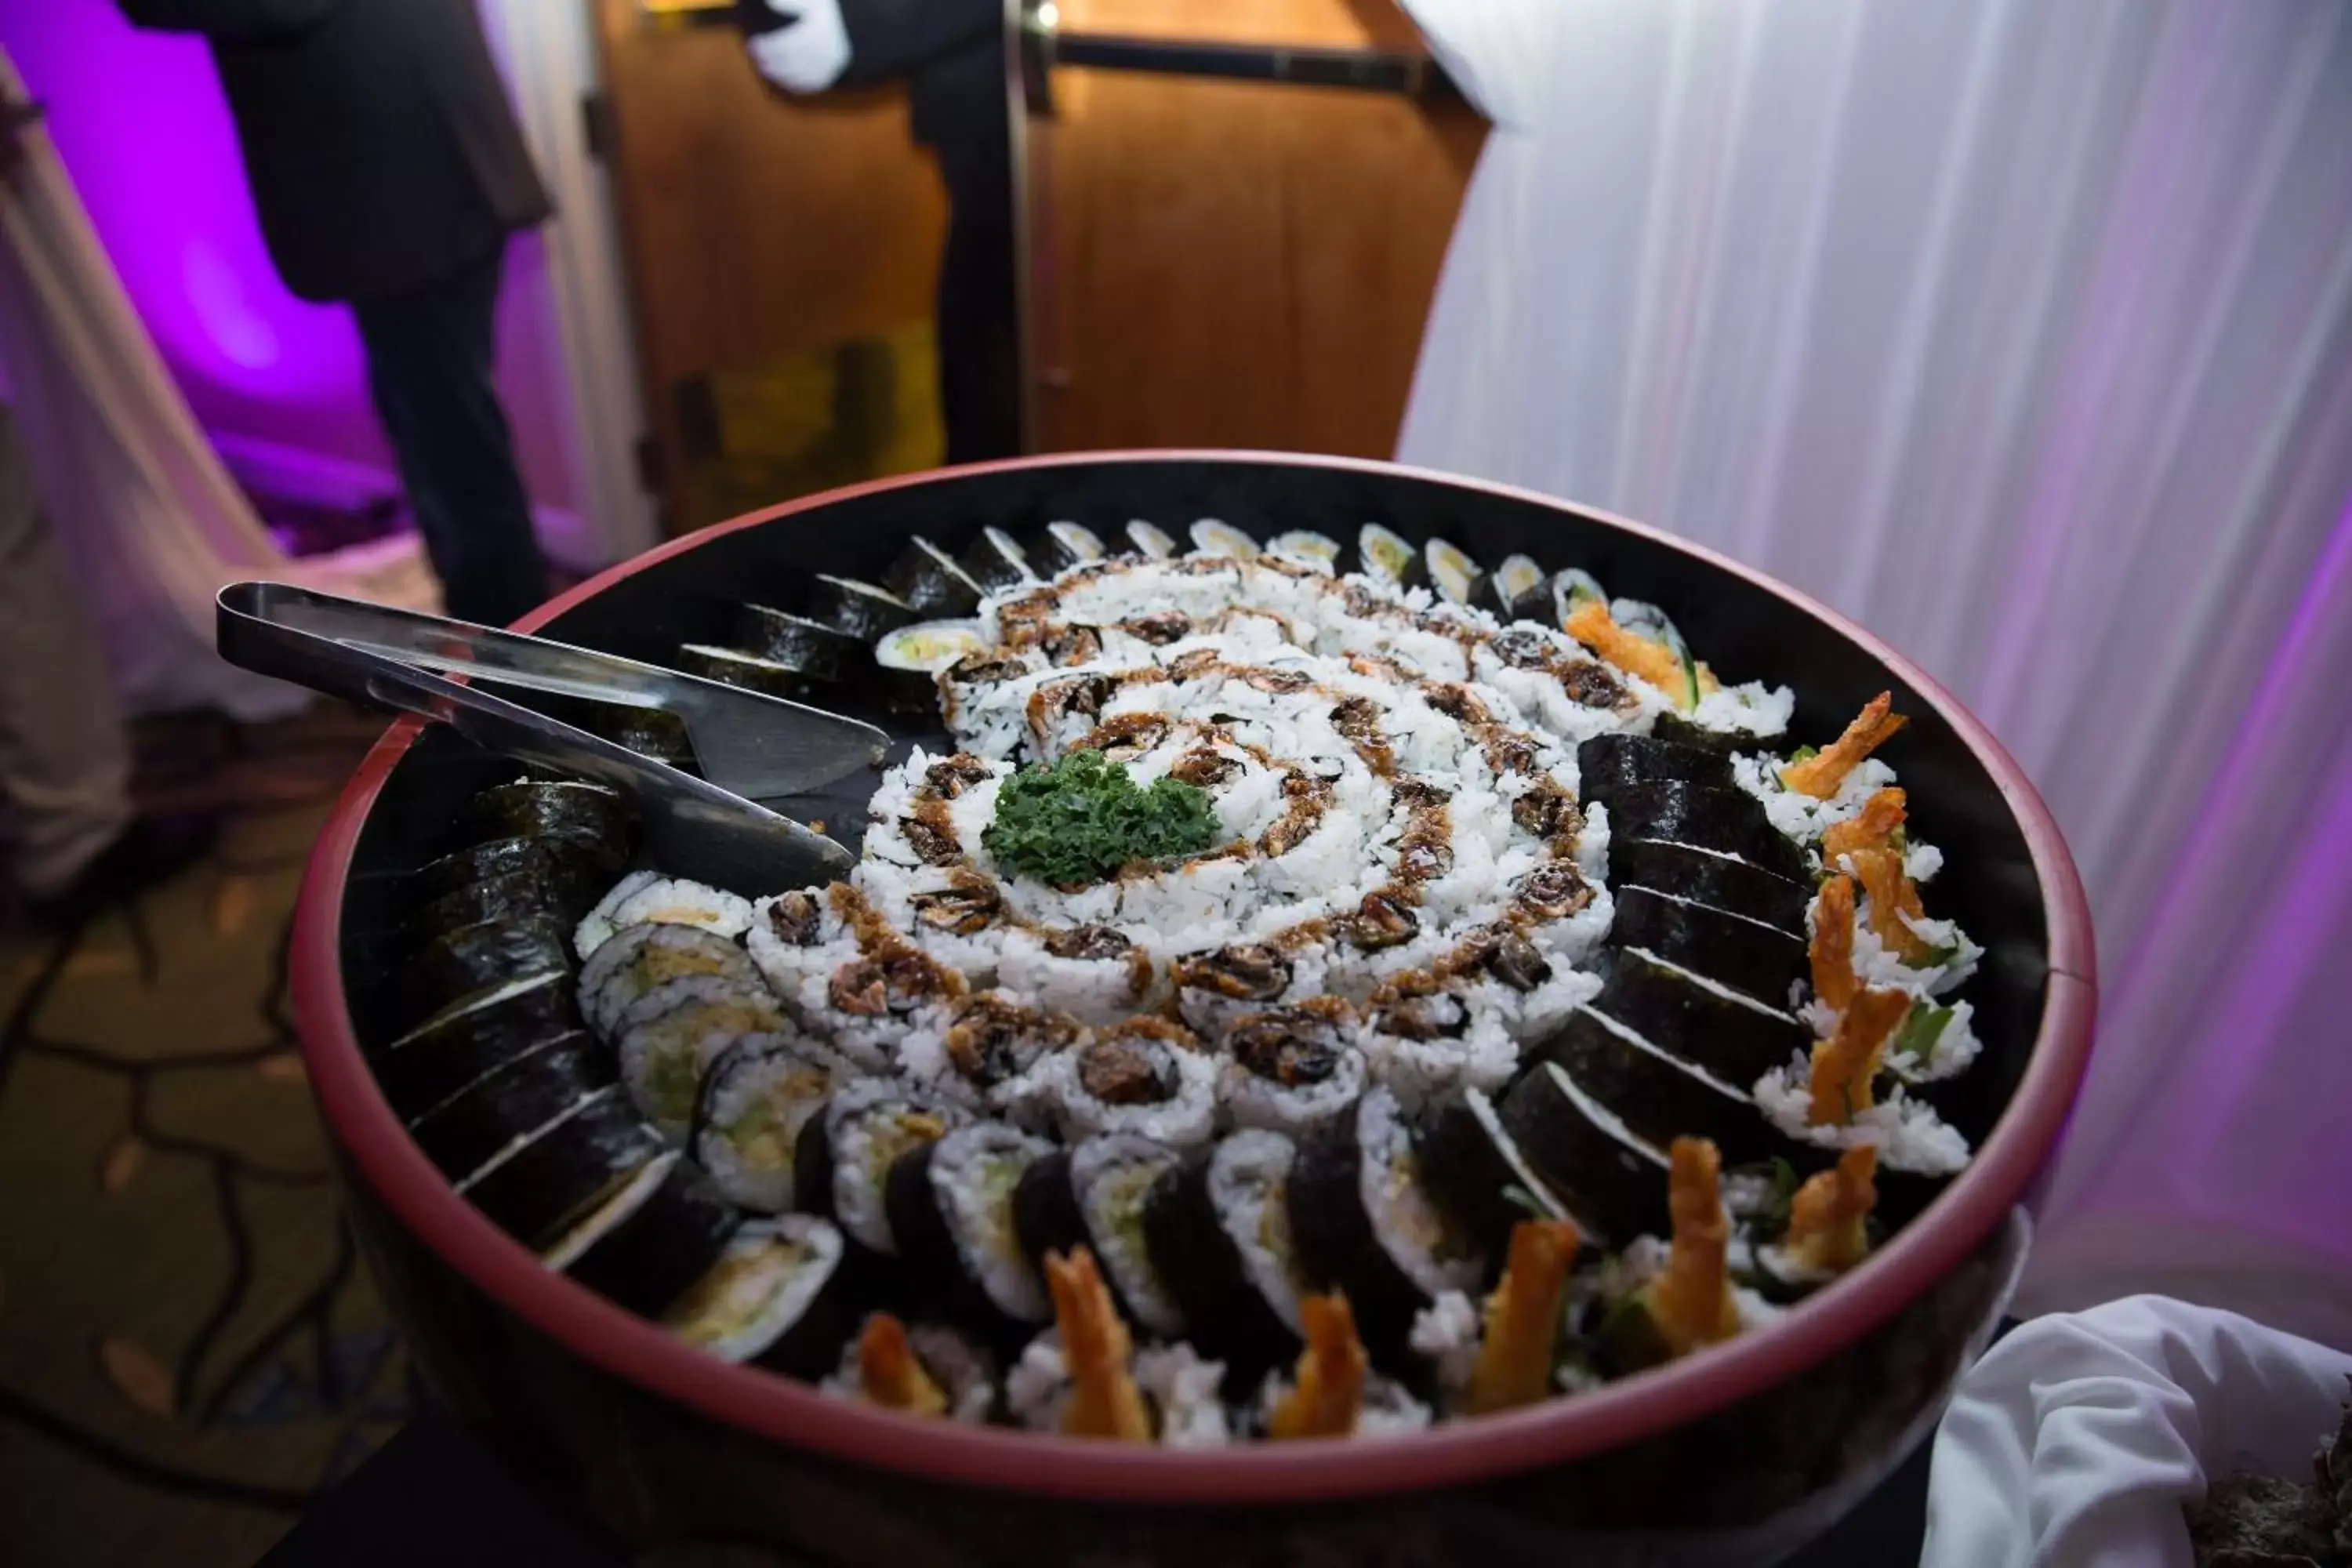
289, 452, 2097, 1504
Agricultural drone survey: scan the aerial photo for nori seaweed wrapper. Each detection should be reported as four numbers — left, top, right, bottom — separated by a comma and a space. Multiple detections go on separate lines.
404, 863, 607, 952
884, 537, 985, 618
1576, 733, 1735, 801
1595, 780, 1810, 884
474, 780, 635, 851
412, 833, 626, 905
882, 1132, 1046, 1346
808, 575, 917, 641
1607, 886, 1806, 1007
1413, 1087, 1573, 1262
1609, 837, 1809, 933
1140, 1149, 1299, 1383
735, 605, 859, 681
562, 1156, 742, 1319
1284, 1105, 1435, 1366
957, 528, 1034, 594
459, 1087, 662, 1250
678, 645, 805, 700
1585, 946, 1809, 1087
1497, 1063, 1670, 1247
1011, 1149, 1087, 1270
373, 971, 582, 1118
404, 1029, 612, 1178
397, 915, 572, 1032
1534, 1008, 1777, 1163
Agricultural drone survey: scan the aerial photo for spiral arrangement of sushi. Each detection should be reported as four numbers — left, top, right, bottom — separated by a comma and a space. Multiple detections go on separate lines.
369, 518, 1990, 1444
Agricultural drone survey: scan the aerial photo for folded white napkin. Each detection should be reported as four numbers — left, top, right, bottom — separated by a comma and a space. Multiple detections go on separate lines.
1922, 1294, 2352, 1567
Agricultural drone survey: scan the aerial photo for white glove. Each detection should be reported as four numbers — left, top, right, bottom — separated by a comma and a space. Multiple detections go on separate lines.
746, 0, 851, 94
1921, 1295, 2352, 1568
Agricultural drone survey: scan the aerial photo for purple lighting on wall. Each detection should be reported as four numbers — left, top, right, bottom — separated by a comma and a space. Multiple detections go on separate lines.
2, 2, 363, 404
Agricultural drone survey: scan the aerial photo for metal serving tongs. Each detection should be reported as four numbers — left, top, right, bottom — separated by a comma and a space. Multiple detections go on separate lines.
216, 582, 888, 892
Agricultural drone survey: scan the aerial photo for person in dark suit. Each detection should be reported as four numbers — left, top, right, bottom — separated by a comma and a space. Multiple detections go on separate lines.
742, 0, 1021, 465
119, 0, 557, 626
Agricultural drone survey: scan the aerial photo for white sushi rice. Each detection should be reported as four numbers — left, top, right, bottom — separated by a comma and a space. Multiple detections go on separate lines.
823, 1080, 966, 1255
1134, 1343, 1232, 1447
669, 1217, 844, 1364
928, 1124, 1054, 1322
1408, 1290, 1483, 1401
1730, 750, 1900, 846
1043, 1032, 1220, 1149
1356, 1087, 1486, 1298
1208, 1130, 1308, 1337
1751, 1051, 1973, 1176
573, 869, 660, 960
580, 921, 763, 1040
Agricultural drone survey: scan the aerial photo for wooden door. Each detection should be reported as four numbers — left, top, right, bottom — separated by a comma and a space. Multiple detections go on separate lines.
1020, 0, 1484, 458
592, 1, 951, 534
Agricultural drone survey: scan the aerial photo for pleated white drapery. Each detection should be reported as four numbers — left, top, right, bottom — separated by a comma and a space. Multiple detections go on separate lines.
1398, 0, 2352, 1344
0, 47, 436, 723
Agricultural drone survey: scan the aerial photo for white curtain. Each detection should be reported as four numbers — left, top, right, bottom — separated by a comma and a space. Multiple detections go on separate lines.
0, 47, 436, 723
1398, 0, 2352, 1345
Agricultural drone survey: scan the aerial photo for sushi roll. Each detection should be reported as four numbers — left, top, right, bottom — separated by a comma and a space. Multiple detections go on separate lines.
548, 1150, 740, 1319
398, 914, 571, 1031
1475, 554, 1548, 622
405, 863, 608, 953
1356, 524, 1427, 590
612, 975, 787, 1138
413, 833, 624, 906
1413, 1086, 1579, 1258
574, 875, 756, 961
884, 1121, 1057, 1331
1265, 531, 1341, 572
996, 924, 1158, 1028
474, 780, 634, 851
666, 1216, 857, 1379
1140, 1130, 1307, 1375
1575, 732, 1735, 801
376, 971, 581, 1120
1217, 1005, 1367, 1134
873, 620, 988, 713
593, 703, 697, 771
1189, 520, 1258, 560
454, 1083, 664, 1250
579, 921, 762, 1040
1287, 1087, 1485, 1361
1123, 521, 1177, 560
1608, 838, 1809, 933
1023, 521, 1105, 577
691, 1037, 839, 1211
1549, 568, 1607, 627
883, 537, 985, 619
404, 1028, 612, 1178
1359, 985, 1521, 1109
1496, 1062, 1670, 1246
734, 605, 861, 684
1606, 885, 1806, 1006
1011, 1134, 1188, 1338
1599, 780, 1811, 884
793, 1079, 967, 1256
1587, 946, 1809, 1087
1425, 539, 1483, 606
808, 575, 918, 641
958, 526, 1036, 593
1171, 943, 1295, 1036
1042, 1018, 1218, 1149
909, 989, 1079, 1117
1534, 1005, 1770, 1161
677, 644, 806, 700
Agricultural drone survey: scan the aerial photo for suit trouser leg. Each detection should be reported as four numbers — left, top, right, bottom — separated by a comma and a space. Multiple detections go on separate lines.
352, 241, 550, 628
0, 406, 132, 898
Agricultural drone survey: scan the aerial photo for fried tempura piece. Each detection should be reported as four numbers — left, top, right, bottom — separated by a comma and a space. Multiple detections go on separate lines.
1780, 693, 1908, 798
1563, 601, 1693, 710
1809, 874, 1858, 1013
1267, 1293, 1369, 1439
1466, 1219, 1580, 1414
1044, 1248, 1152, 1441
1847, 844, 1931, 962
1820, 788, 1907, 863
855, 1313, 948, 1417
1782, 1146, 1878, 1275
1641, 1138, 1741, 1357
1806, 986, 1912, 1126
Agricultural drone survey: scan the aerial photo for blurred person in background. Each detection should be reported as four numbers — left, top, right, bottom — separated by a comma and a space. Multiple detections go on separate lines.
739, 0, 1020, 464
0, 97, 215, 925
117, 0, 556, 627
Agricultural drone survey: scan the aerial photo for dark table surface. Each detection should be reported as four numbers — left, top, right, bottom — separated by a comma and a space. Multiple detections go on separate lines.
260, 1400, 1935, 1567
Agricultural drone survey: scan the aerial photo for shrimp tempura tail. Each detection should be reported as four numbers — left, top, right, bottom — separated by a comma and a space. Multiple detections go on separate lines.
1809, 874, 1857, 1013
1806, 986, 1913, 1126
1644, 1137, 1740, 1356
1849, 844, 1931, 962
1820, 788, 1907, 863
1044, 1247, 1152, 1442
1267, 1293, 1369, 1440
1466, 1219, 1580, 1414
1780, 692, 1907, 798
1563, 601, 1693, 710
856, 1312, 949, 1417
1784, 1145, 1878, 1275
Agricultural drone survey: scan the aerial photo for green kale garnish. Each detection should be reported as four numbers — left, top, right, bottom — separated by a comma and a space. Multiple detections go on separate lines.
980, 749, 1218, 885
